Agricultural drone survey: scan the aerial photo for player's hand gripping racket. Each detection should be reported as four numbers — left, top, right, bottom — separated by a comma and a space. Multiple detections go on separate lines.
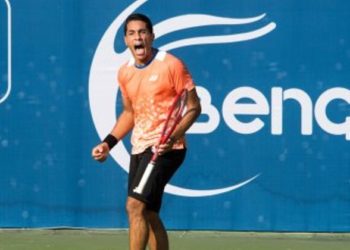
133, 89, 188, 195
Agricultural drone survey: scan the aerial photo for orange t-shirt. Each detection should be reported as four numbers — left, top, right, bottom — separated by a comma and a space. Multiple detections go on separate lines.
118, 50, 195, 154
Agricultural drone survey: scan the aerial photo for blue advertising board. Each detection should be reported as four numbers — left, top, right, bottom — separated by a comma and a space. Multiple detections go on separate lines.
1, 0, 350, 231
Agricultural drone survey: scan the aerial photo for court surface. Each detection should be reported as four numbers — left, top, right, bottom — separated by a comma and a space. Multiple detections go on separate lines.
0, 229, 349, 250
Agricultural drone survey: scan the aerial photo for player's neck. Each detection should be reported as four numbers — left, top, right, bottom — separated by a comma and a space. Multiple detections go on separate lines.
134, 48, 158, 68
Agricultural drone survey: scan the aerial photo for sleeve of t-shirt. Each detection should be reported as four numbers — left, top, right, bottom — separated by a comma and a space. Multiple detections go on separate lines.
117, 66, 130, 100
170, 57, 195, 94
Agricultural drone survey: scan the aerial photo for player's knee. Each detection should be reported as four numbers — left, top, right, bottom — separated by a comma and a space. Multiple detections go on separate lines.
126, 197, 146, 217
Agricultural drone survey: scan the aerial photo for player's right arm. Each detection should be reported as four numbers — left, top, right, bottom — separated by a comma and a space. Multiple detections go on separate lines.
92, 95, 134, 162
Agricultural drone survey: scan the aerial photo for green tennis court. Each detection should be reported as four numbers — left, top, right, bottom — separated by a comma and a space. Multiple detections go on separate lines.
1, 230, 349, 250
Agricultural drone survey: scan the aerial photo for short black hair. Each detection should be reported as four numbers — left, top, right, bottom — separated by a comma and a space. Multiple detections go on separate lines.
124, 13, 153, 35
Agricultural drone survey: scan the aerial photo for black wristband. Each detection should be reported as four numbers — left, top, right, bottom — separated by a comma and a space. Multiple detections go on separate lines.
103, 134, 119, 150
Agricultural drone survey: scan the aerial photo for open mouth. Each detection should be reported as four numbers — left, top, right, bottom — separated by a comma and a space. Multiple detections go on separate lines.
134, 43, 145, 56
134, 44, 144, 49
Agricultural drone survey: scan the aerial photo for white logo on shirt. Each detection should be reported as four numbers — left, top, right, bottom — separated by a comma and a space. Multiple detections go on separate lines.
148, 74, 158, 82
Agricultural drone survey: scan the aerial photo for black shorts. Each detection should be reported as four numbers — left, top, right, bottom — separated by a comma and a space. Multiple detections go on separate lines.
128, 147, 186, 213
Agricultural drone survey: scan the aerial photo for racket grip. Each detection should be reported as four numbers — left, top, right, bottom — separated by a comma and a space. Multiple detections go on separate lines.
133, 162, 155, 194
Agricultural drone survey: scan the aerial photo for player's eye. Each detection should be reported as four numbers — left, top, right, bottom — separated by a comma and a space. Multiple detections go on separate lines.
127, 31, 135, 36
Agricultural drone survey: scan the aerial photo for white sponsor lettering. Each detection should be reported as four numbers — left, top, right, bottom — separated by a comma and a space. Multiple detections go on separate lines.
192, 86, 350, 140
222, 87, 269, 134
315, 87, 350, 140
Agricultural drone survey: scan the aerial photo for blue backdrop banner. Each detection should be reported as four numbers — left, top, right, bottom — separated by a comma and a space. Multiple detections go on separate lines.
1, 0, 350, 231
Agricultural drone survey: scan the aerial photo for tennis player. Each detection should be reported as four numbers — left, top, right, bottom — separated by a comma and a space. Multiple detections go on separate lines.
92, 13, 201, 250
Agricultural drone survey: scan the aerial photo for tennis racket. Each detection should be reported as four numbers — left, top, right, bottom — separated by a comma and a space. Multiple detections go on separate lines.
133, 89, 188, 195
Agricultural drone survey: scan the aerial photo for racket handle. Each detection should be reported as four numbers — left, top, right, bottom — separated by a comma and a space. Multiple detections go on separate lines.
133, 162, 155, 194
